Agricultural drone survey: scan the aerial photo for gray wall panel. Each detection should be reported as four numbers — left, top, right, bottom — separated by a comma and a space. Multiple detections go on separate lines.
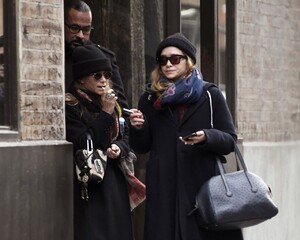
0, 142, 73, 240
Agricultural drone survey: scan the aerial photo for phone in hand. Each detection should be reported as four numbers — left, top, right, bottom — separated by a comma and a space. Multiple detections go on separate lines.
182, 133, 197, 141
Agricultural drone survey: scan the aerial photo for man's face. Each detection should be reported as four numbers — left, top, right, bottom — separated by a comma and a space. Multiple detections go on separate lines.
65, 8, 93, 50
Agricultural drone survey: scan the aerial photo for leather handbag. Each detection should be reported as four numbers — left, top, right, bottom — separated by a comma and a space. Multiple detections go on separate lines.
75, 133, 107, 200
192, 89, 279, 230
194, 143, 279, 230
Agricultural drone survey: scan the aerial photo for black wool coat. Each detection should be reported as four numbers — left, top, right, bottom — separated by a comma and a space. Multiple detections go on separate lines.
129, 85, 243, 240
66, 88, 133, 240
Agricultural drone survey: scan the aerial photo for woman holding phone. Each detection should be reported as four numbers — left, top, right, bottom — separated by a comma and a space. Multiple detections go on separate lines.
128, 33, 243, 240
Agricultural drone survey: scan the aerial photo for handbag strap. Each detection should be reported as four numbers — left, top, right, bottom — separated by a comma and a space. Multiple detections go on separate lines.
206, 89, 214, 129
86, 133, 93, 151
217, 143, 258, 196
233, 143, 247, 171
216, 156, 233, 197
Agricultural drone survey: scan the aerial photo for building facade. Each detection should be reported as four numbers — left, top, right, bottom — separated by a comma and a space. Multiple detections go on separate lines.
0, 0, 299, 239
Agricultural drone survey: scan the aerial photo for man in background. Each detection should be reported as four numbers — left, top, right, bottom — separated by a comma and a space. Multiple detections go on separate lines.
64, 0, 128, 108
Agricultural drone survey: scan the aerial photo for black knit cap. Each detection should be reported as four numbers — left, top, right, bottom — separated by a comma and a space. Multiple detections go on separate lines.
156, 32, 197, 64
72, 45, 112, 80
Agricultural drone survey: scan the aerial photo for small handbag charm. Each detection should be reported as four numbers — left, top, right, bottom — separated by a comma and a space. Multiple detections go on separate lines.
75, 133, 107, 201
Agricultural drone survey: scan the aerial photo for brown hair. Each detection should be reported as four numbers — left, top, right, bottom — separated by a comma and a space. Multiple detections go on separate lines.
150, 56, 195, 93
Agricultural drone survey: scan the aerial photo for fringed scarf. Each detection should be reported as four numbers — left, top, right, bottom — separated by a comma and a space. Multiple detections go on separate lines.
153, 68, 203, 109
71, 88, 146, 209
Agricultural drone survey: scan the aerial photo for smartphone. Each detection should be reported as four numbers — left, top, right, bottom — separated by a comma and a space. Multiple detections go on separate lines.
123, 108, 134, 115
182, 133, 197, 141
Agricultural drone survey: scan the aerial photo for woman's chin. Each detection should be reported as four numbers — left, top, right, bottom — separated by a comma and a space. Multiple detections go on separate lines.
95, 89, 105, 96
164, 73, 177, 80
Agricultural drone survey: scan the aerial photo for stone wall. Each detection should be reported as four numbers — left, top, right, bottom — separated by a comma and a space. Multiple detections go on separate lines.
19, 0, 65, 140
236, 0, 300, 142
242, 141, 300, 240
237, 1, 300, 239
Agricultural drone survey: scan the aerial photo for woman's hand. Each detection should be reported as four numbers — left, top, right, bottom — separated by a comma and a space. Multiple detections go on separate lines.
179, 130, 207, 145
101, 88, 117, 115
106, 144, 121, 159
129, 109, 145, 129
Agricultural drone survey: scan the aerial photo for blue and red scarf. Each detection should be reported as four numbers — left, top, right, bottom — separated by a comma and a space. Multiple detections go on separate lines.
153, 68, 203, 109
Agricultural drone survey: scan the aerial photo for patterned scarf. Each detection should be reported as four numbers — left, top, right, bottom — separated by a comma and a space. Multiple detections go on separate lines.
153, 68, 203, 109
72, 89, 146, 209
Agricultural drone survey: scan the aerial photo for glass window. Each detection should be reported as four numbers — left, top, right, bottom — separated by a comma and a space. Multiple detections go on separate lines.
0, 0, 18, 135
218, 0, 226, 95
144, 0, 165, 83
220, 0, 237, 122
0, 0, 4, 125
182, 0, 236, 122
181, 0, 200, 65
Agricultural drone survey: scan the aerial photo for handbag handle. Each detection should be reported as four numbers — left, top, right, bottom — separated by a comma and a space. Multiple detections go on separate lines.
206, 90, 214, 129
86, 133, 93, 151
217, 143, 258, 197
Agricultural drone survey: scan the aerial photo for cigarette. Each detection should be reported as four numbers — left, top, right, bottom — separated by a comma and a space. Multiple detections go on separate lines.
123, 108, 134, 114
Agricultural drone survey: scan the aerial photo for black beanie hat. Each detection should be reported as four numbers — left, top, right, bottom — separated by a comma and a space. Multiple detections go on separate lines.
156, 32, 197, 64
72, 45, 112, 80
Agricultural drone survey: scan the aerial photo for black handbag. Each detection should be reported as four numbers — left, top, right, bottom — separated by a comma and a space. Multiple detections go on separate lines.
192, 88, 279, 231
194, 143, 279, 230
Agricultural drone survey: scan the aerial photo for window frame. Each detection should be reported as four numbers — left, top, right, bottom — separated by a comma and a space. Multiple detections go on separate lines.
200, 0, 236, 124
224, 0, 237, 124
165, 0, 181, 35
0, 0, 19, 140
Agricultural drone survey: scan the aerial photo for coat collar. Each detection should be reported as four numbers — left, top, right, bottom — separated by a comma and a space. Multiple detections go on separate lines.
178, 90, 208, 127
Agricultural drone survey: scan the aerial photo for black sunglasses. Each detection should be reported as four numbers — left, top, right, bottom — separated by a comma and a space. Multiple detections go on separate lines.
157, 54, 187, 66
91, 72, 112, 80
65, 22, 94, 35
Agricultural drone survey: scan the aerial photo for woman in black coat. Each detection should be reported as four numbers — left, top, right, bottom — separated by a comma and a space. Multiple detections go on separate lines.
128, 33, 244, 240
65, 45, 134, 240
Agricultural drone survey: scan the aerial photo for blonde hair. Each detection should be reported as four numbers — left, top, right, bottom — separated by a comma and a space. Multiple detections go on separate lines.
150, 56, 195, 93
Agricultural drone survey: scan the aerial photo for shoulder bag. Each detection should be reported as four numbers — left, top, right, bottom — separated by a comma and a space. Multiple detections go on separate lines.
191, 88, 279, 231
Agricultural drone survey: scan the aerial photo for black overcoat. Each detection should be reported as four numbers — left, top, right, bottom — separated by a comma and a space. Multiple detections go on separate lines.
66, 88, 133, 240
130, 85, 243, 240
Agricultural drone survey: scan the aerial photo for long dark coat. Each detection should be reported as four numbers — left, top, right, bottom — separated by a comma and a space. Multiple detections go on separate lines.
65, 88, 133, 240
129, 85, 243, 240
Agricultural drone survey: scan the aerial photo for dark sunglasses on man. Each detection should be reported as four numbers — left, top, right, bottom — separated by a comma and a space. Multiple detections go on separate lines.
65, 22, 94, 35
157, 54, 187, 66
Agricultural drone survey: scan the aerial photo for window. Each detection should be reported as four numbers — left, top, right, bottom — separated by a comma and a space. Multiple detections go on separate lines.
189, 0, 236, 123
181, 0, 200, 65
216, 0, 237, 122
0, 0, 4, 125
0, 0, 18, 137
